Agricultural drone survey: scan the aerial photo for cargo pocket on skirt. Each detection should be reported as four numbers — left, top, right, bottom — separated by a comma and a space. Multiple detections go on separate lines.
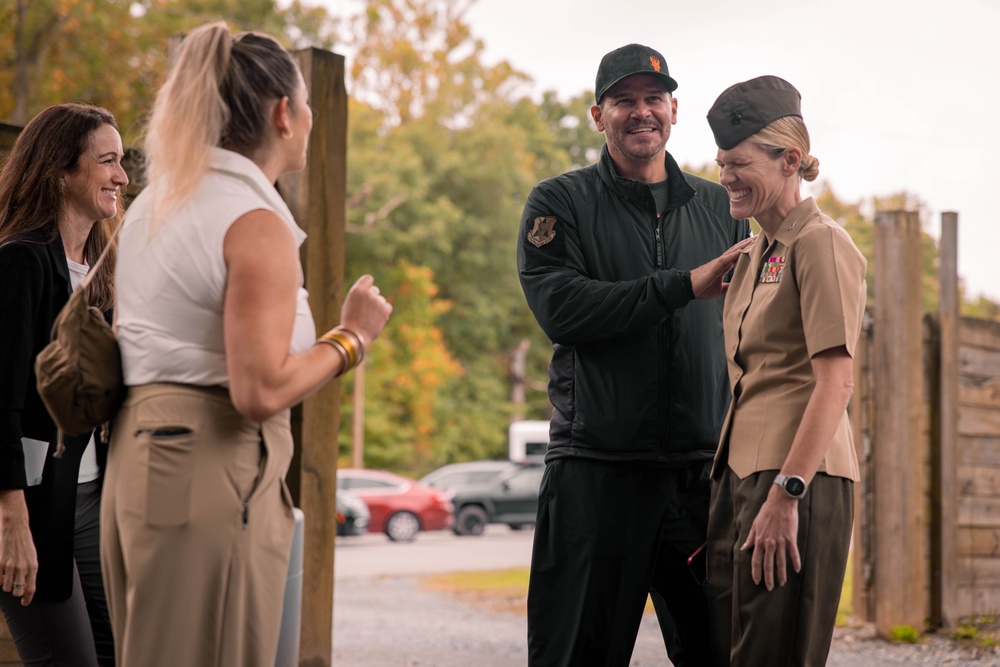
143, 425, 197, 527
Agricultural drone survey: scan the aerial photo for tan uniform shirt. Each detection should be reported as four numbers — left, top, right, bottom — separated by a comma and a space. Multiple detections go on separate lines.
715, 197, 867, 480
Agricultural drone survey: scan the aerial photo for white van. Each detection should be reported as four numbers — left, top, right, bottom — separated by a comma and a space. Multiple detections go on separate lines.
508, 420, 549, 462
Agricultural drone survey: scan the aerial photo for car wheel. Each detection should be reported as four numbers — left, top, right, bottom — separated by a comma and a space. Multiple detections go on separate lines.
385, 511, 420, 542
455, 505, 489, 536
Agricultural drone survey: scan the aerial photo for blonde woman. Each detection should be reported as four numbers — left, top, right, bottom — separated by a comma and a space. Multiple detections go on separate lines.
101, 22, 392, 666
705, 76, 866, 666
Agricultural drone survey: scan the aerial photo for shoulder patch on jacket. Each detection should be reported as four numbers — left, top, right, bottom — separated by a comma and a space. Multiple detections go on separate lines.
527, 216, 558, 247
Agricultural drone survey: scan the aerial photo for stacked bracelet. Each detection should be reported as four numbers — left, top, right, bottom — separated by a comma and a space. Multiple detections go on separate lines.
317, 325, 368, 376
335, 326, 367, 364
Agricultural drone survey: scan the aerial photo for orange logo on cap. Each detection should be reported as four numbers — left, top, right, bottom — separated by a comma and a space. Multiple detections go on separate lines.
649, 56, 661, 72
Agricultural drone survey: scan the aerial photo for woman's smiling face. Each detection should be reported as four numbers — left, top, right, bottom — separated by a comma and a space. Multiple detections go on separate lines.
61, 123, 128, 225
716, 141, 791, 224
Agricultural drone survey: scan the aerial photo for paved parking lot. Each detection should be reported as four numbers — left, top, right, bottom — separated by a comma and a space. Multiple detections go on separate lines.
331, 525, 997, 666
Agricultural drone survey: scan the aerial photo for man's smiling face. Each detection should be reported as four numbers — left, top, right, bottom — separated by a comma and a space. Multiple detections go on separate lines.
592, 74, 677, 168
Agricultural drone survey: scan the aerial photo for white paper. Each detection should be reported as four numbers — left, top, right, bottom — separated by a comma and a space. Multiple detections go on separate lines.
21, 437, 49, 486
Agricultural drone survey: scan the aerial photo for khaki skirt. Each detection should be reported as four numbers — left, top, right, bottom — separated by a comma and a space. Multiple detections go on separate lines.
100, 383, 295, 667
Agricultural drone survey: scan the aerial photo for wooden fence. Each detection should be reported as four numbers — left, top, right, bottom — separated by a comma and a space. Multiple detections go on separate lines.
852, 211, 1000, 636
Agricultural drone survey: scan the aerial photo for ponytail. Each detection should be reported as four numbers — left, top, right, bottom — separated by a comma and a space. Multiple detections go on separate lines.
143, 21, 233, 223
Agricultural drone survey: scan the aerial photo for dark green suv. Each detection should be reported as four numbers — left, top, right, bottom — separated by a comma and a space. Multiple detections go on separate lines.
419, 460, 544, 536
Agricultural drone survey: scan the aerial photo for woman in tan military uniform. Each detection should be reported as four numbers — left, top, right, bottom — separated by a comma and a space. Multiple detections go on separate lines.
704, 76, 867, 666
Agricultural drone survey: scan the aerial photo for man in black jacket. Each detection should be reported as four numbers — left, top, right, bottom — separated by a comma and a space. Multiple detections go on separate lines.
518, 44, 752, 666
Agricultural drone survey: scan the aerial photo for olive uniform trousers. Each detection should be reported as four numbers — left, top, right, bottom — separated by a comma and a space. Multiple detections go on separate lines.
707, 466, 853, 667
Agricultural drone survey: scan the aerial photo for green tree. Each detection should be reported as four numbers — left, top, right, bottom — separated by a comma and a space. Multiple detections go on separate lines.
338, 261, 464, 475
338, 0, 610, 471
0, 0, 339, 138
340, 0, 529, 127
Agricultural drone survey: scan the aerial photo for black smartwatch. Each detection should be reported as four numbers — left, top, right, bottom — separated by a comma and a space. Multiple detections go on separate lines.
773, 474, 807, 499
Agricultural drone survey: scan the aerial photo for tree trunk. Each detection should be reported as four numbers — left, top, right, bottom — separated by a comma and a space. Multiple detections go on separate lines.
509, 338, 530, 422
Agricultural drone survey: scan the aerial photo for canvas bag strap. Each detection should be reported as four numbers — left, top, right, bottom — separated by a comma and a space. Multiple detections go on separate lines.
51, 216, 123, 455
77, 216, 123, 292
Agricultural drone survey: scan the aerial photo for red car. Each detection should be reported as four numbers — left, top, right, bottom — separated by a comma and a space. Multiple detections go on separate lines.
337, 468, 454, 542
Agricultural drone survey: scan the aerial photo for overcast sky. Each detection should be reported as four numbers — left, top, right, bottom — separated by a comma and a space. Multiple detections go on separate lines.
326, 0, 1000, 301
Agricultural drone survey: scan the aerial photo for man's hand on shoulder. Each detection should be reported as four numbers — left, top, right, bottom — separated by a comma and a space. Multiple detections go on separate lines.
690, 236, 756, 299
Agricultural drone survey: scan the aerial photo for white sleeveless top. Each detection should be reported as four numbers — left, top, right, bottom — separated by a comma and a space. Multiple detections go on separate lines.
116, 148, 316, 387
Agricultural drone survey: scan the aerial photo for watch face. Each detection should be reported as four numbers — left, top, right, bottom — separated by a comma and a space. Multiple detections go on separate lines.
784, 477, 806, 497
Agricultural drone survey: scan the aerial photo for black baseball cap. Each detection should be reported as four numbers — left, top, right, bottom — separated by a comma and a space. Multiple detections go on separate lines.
707, 75, 802, 150
595, 44, 678, 104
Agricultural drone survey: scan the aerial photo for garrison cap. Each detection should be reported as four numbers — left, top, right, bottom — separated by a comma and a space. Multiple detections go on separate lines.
595, 44, 678, 104
707, 75, 801, 150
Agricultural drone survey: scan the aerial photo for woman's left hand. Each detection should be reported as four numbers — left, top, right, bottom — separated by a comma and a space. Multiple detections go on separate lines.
741, 485, 802, 591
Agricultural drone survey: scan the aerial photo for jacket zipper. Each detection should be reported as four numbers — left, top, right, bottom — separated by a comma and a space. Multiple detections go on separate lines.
654, 223, 663, 269
654, 215, 669, 457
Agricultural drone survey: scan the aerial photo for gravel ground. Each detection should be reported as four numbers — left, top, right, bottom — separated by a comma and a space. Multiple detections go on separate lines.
333, 574, 1000, 666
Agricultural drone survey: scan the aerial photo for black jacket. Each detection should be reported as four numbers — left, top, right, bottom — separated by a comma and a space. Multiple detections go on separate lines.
517, 147, 750, 465
0, 232, 104, 601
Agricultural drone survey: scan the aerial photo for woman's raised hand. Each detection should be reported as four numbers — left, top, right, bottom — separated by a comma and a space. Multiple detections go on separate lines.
340, 274, 393, 346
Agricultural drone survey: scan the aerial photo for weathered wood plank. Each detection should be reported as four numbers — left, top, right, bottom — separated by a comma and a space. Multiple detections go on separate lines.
278, 48, 347, 667
960, 346, 1000, 380
957, 464, 1000, 498
958, 495, 1000, 526
958, 373, 1000, 410
959, 436, 1000, 466
956, 585, 1000, 617
938, 212, 960, 626
958, 526, 1000, 557
960, 406, 1000, 437
872, 210, 930, 635
852, 317, 875, 622
960, 317, 1000, 351
957, 556, 1000, 585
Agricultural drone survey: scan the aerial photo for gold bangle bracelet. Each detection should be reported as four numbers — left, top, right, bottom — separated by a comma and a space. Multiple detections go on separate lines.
338, 331, 360, 367
334, 326, 367, 364
320, 330, 359, 369
316, 336, 351, 377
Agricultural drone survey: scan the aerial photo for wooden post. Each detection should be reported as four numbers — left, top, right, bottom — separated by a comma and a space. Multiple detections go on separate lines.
938, 212, 959, 627
851, 311, 874, 622
872, 210, 929, 637
509, 338, 531, 423
351, 360, 365, 469
278, 47, 347, 667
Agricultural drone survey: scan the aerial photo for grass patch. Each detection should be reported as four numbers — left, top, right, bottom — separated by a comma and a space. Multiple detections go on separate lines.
835, 551, 853, 627
952, 615, 1000, 649
421, 568, 530, 615
889, 624, 922, 644
423, 552, 856, 622
420, 568, 655, 615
